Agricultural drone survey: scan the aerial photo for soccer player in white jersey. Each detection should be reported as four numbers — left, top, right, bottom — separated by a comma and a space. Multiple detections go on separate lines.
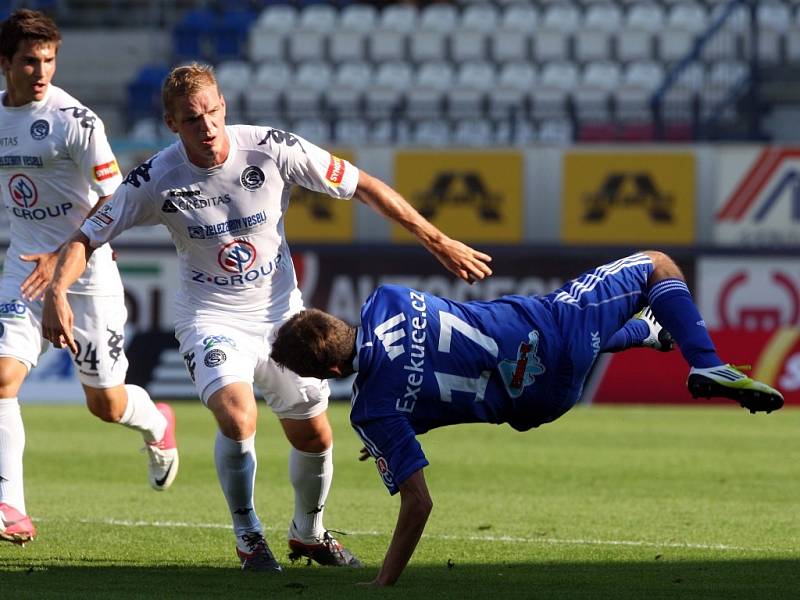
0, 10, 178, 545
41, 63, 493, 571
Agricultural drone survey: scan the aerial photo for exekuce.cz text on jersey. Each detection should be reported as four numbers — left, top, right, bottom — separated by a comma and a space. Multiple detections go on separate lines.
80, 125, 358, 320
352, 285, 580, 494
0, 85, 122, 295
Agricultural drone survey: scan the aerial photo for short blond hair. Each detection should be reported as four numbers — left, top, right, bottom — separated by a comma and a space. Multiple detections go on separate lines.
162, 63, 218, 116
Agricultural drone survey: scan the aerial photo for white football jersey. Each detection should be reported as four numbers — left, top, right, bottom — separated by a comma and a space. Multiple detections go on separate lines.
0, 84, 123, 295
81, 125, 359, 321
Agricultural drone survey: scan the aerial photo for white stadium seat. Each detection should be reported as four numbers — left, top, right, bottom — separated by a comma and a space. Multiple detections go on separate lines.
542, 4, 581, 32
626, 3, 666, 32
500, 3, 539, 31
368, 28, 406, 63
339, 4, 378, 32
448, 60, 496, 119
491, 27, 530, 63
461, 4, 500, 32
419, 4, 458, 33
406, 61, 454, 120
408, 29, 447, 63
380, 4, 418, 33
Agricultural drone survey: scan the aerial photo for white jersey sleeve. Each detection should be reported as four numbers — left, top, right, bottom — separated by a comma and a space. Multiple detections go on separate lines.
81, 155, 162, 247
255, 128, 358, 199
61, 105, 122, 198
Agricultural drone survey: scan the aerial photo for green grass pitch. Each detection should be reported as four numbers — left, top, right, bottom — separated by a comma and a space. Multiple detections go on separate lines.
1, 402, 798, 599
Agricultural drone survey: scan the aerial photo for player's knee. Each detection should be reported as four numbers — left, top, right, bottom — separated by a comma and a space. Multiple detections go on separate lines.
0, 358, 27, 397
642, 250, 683, 282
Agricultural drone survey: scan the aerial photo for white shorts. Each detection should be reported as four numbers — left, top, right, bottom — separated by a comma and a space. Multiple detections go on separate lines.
175, 315, 329, 420
0, 292, 129, 388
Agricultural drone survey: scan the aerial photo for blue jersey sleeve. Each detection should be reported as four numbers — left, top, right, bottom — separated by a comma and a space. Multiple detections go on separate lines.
352, 415, 428, 495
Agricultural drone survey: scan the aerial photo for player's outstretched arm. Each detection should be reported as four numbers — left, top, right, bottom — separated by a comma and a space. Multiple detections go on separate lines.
42, 231, 95, 353
353, 170, 492, 284
365, 469, 433, 587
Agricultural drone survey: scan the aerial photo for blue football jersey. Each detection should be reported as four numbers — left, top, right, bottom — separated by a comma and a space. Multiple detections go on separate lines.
351, 285, 572, 494
351, 255, 653, 494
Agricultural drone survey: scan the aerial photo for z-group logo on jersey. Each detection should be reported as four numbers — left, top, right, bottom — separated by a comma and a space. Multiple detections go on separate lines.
192, 250, 284, 287
9, 173, 38, 207
218, 240, 257, 273
30, 119, 49, 140
240, 165, 265, 191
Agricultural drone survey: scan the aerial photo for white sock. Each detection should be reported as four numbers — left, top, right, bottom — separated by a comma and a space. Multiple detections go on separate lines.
0, 398, 26, 513
117, 384, 166, 444
214, 430, 261, 543
288, 446, 332, 542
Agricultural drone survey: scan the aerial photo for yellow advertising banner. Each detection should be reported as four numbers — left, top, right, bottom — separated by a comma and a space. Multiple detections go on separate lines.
563, 152, 695, 245
285, 150, 355, 242
393, 151, 523, 243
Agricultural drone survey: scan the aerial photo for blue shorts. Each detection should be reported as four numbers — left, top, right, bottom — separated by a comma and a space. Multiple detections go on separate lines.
541, 253, 654, 407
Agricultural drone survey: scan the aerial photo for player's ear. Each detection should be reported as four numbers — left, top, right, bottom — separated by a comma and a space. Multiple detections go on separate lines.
163, 111, 178, 134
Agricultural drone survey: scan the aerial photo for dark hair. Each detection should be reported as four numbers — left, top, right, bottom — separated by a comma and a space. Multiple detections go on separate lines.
0, 9, 61, 60
271, 309, 356, 378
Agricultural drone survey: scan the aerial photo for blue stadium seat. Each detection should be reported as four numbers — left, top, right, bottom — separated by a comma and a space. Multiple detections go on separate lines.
127, 64, 170, 123
173, 8, 216, 61
214, 10, 257, 60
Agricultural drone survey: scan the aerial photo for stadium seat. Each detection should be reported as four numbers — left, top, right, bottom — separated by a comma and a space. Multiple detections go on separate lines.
614, 61, 664, 123
248, 4, 297, 62
657, 27, 695, 62
448, 61, 495, 120
787, 24, 800, 62
173, 8, 215, 61
491, 27, 530, 64
297, 3, 338, 31
584, 3, 623, 31
411, 119, 452, 147
419, 4, 458, 33
330, 29, 366, 63
379, 3, 418, 33
532, 29, 570, 62
573, 61, 621, 123
325, 62, 372, 119
626, 3, 666, 31
366, 61, 413, 119
451, 29, 489, 64
616, 28, 654, 62
408, 29, 447, 64
284, 62, 332, 121
406, 61, 454, 120
127, 64, 169, 122
530, 61, 578, 121
490, 61, 537, 120
452, 118, 494, 147
245, 62, 292, 122
574, 28, 612, 63
460, 4, 500, 32
333, 118, 369, 146
500, 3, 539, 31
542, 4, 581, 32
538, 118, 573, 144
368, 27, 406, 63
668, 2, 709, 32
214, 10, 256, 61
215, 61, 252, 112
339, 3, 378, 32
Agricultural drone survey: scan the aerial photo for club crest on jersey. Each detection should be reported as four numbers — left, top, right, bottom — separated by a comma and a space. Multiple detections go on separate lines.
8, 173, 38, 207
498, 330, 545, 398
240, 165, 265, 191
204, 348, 227, 368
218, 240, 257, 273
30, 119, 49, 140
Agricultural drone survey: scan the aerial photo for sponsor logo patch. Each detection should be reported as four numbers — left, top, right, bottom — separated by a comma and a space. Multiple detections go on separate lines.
8, 173, 37, 207
240, 165, 265, 191
204, 348, 227, 368
30, 119, 49, 140
88, 203, 114, 226
93, 160, 120, 182
218, 240, 257, 273
326, 156, 345, 186
202, 335, 237, 351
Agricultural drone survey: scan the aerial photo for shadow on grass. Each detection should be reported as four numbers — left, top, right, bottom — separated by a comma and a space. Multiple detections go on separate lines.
1, 558, 799, 599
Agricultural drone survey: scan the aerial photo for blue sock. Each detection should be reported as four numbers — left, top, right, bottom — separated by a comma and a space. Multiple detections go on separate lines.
602, 319, 650, 353
647, 279, 723, 369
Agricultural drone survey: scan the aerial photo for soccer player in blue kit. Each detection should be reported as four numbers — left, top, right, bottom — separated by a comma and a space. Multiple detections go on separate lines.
270, 250, 784, 586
